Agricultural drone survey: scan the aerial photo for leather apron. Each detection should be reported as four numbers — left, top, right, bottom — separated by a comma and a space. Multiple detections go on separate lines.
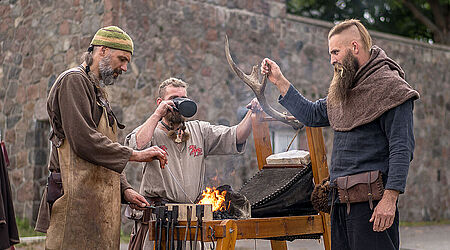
45, 106, 121, 250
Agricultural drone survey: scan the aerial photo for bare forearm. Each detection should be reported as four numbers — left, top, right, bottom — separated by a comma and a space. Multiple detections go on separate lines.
383, 189, 399, 203
276, 76, 291, 97
135, 114, 160, 149
236, 110, 253, 144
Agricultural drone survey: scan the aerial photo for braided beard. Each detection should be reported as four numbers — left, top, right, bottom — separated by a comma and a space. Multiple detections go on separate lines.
328, 49, 359, 107
161, 114, 190, 143
167, 123, 191, 143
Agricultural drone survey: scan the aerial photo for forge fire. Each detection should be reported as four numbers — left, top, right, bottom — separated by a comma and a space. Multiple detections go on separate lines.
197, 187, 228, 212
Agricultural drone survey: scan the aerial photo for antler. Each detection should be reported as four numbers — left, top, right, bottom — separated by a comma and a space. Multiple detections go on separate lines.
225, 36, 303, 130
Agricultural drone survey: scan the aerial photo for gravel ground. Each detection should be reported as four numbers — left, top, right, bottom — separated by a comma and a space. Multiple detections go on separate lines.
15, 224, 450, 250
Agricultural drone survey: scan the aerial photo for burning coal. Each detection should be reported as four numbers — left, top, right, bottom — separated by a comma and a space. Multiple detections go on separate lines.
197, 187, 228, 212
197, 185, 251, 220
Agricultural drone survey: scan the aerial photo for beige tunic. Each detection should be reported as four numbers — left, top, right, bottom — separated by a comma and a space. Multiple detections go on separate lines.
125, 120, 245, 203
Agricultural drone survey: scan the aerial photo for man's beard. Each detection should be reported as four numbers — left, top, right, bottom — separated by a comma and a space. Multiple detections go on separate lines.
328, 50, 359, 105
166, 110, 185, 125
165, 111, 190, 143
98, 54, 121, 86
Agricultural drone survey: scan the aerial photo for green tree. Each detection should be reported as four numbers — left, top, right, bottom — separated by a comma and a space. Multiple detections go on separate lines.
287, 0, 450, 45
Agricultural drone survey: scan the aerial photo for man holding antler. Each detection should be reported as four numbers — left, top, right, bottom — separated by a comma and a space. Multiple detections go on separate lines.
261, 20, 419, 250
124, 77, 261, 249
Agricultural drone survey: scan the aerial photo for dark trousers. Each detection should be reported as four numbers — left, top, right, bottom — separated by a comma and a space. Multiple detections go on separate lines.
331, 201, 399, 250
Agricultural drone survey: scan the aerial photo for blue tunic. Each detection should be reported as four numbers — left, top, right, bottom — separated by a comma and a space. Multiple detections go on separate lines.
279, 85, 414, 193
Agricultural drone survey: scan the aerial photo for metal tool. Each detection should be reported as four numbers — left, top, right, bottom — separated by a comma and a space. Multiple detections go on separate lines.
165, 164, 194, 203
154, 206, 159, 250
193, 205, 205, 250
159, 206, 167, 250
172, 206, 179, 250
166, 209, 172, 250
154, 206, 164, 250
187, 206, 192, 250
198, 205, 205, 250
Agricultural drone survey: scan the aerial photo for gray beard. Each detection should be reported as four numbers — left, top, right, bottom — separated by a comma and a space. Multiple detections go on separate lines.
99, 54, 117, 86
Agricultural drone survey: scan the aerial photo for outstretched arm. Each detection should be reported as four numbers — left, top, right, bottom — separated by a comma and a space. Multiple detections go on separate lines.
236, 98, 262, 145
261, 58, 329, 127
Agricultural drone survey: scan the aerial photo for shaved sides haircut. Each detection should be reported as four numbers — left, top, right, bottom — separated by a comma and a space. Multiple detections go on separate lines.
328, 19, 372, 51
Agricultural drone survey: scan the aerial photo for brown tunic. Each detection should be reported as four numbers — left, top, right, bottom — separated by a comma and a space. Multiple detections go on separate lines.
47, 66, 132, 176
35, 66, 133, 233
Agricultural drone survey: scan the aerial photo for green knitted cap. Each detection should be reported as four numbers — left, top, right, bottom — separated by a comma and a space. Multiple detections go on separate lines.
90, 26, 134, 54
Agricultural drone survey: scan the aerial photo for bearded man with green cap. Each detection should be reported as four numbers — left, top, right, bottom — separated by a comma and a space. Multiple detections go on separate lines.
35, 26, 168, 249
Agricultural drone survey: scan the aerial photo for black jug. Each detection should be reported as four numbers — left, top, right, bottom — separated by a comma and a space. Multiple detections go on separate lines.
172, 97, 197, 118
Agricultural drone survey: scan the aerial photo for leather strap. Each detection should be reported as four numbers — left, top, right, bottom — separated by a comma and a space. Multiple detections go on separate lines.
368, 171, 374, 210
79, 65, 125, 129
344, 176, 351, 214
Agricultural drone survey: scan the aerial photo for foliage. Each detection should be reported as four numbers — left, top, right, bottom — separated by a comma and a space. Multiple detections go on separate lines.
121, 230, 131, 243
287, 0, 450, 45
16, 217, 45, 237
400, 219, 450, 227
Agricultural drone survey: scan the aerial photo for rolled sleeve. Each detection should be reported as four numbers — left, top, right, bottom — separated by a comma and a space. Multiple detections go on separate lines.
124, 125, 154, 150
200, 121, 243, 156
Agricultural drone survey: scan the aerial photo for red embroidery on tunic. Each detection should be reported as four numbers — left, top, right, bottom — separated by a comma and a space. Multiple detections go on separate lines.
189, 145, 203, 157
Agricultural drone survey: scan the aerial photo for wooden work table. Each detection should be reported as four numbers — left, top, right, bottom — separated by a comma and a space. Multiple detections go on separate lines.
147, 214, 328, 249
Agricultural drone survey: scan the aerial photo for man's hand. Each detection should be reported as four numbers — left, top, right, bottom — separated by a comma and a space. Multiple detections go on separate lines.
130, 145, 168, 168
135, 101, 175, 149
260, 58, 284, 84
154, 100, 175, 120
246, 98, 263, 113
370, 189, 399, 232
260, 58, 291, 96
124, 189, 150, 210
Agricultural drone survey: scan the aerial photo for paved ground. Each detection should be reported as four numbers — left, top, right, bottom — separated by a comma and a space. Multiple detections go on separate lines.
15, 224, 450, 250
228, 224, 450, 249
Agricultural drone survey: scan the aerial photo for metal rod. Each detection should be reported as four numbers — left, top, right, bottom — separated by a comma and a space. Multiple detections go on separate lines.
165, 164, 194, 203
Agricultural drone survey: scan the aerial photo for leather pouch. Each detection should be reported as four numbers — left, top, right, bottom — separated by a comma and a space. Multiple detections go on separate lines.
47, 172, 64, 204
336, 170, 384, 214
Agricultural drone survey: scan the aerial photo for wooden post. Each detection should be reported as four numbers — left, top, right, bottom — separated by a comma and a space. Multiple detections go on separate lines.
270, 240, 288, 250
251, 113, 290, 249
215, 220, 237, 250
251, 112, 273, 170
305, 127, 331, 250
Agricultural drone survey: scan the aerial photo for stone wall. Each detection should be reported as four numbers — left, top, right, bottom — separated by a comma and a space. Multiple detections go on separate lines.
1, 0, 448, 226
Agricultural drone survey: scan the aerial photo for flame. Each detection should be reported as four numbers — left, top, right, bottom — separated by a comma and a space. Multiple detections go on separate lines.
197, 187, 227, 212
